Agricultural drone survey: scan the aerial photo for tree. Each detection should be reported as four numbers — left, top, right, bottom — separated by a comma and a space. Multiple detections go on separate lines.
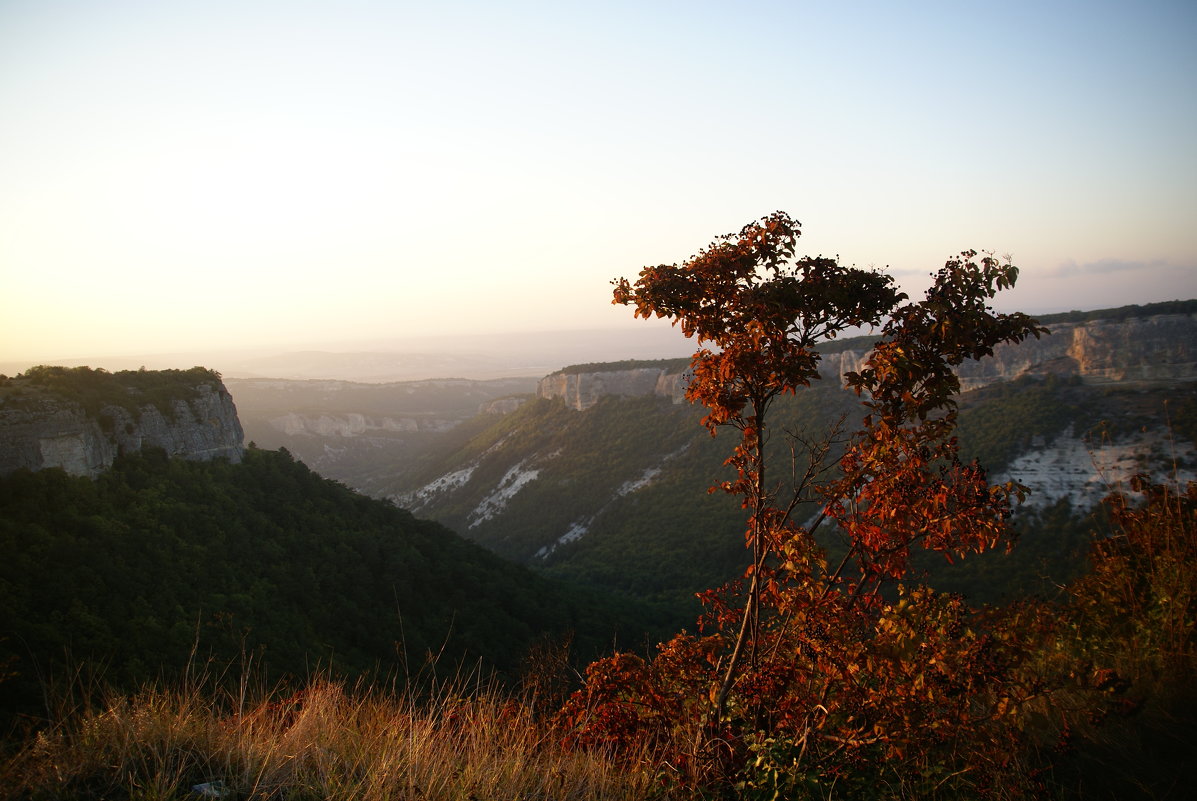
612, 211, 904, 719
561, 213, 1048, 795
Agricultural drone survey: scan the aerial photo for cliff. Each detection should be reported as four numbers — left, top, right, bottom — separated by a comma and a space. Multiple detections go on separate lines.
537, 363, 689, 411
823, 312, 1197, 391
0, 366, 244, 478
540, 312, 1197, 409
266, 412, 456, 436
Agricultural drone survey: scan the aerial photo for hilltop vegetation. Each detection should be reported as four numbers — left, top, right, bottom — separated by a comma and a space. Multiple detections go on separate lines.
550, 357, 692, 376
1, 365, 223, 421
1035, 297, 1197, 325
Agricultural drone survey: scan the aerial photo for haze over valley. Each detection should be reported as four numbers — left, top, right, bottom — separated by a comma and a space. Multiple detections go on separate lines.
3, 1, 1194, 372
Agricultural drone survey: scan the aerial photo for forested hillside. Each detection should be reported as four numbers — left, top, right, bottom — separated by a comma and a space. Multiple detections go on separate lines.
0, 447, 659, 722
395, 372, 1195, 616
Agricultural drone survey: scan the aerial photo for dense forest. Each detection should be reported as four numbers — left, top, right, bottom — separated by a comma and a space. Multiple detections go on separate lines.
0, 447, 660, 726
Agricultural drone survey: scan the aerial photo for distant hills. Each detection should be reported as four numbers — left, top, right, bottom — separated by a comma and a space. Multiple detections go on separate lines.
225, 375, 539, 493
228, 301, 1197, 619
0, 325, 696, 384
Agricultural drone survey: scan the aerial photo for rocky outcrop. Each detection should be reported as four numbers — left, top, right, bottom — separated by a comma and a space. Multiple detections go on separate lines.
480, 397, 528, 415
820, 313, 1197, 390
0, 380, 244, 478
537, 367, 688, 411
266, 413, 460, 436
540, 313, 1197, 410
995, 427, 1195, 511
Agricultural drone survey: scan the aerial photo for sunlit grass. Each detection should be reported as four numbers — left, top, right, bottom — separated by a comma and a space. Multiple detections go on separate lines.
3, 673, 660, 801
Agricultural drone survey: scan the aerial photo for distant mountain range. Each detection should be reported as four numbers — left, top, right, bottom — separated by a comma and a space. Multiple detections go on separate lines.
0, 325, 695, 384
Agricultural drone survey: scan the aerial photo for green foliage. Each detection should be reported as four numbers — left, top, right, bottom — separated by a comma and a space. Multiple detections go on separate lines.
1064, 478, 1197, 684
1016, 478, 1197, 800
1035, 298, 1197, 326
1172, 392, 1197, 451
6, 365, 222, 421
0, 449, 654, 723
552, 358, 691, 376
955, 375, 1091, 472
405, 382, 864, 623
915, 497, 1100, 606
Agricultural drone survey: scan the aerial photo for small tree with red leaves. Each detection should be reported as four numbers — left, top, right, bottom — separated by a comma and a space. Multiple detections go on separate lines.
559, 213, 1048, 796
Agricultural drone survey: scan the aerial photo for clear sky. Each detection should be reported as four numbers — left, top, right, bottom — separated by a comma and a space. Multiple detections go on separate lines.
2, 0, 1195, 365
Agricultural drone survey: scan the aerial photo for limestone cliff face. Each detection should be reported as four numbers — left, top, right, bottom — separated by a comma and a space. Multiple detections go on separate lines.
537, 367, 688, 411
820, 313, 1197, 390
539, 313, 1197, 409
0, 381, 244, 478
480, 397, 528, 415
266, 412, 453, 437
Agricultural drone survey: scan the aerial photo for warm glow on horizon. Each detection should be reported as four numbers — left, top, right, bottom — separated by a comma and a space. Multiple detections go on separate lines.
2, 0, 1195, 368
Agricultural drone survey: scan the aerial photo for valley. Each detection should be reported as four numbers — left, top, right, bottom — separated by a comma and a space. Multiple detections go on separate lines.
229, 302, 1197, 616
5, 304, 1195, 801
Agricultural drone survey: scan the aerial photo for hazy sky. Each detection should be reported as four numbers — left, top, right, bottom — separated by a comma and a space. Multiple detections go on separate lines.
2, 0, 1195, 364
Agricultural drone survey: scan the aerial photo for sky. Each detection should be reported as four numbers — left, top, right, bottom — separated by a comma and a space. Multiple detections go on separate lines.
2, 0, 1195, 369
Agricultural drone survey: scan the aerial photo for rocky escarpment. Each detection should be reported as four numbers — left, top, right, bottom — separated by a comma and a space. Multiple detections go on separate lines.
540, 313, 1197, 409
267, 412, 457, 437
537, 364, 689, 411
0, 368, 244, 478
823, 313, 1197, 391
995, 427, 1196, 511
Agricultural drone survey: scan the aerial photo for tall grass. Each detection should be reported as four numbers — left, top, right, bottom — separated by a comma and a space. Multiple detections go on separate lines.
2, 672, 661, 801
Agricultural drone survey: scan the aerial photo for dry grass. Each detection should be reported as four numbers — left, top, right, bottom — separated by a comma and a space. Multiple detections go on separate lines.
2, 674, 663, 801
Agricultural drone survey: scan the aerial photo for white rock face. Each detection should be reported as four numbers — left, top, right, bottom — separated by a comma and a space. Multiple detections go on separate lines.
997, 427, 1195, 510
535, 517, 593, 559
268, 413, 423, 436
400, 465, 478, 510
0, 382, 244, 478
820, 313, 1197, 389
36, 431, 93, 476
537, 314, 1197, 410
469, 462, 541, 528
479, 397, 527, 415
536, 367, 689, 410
